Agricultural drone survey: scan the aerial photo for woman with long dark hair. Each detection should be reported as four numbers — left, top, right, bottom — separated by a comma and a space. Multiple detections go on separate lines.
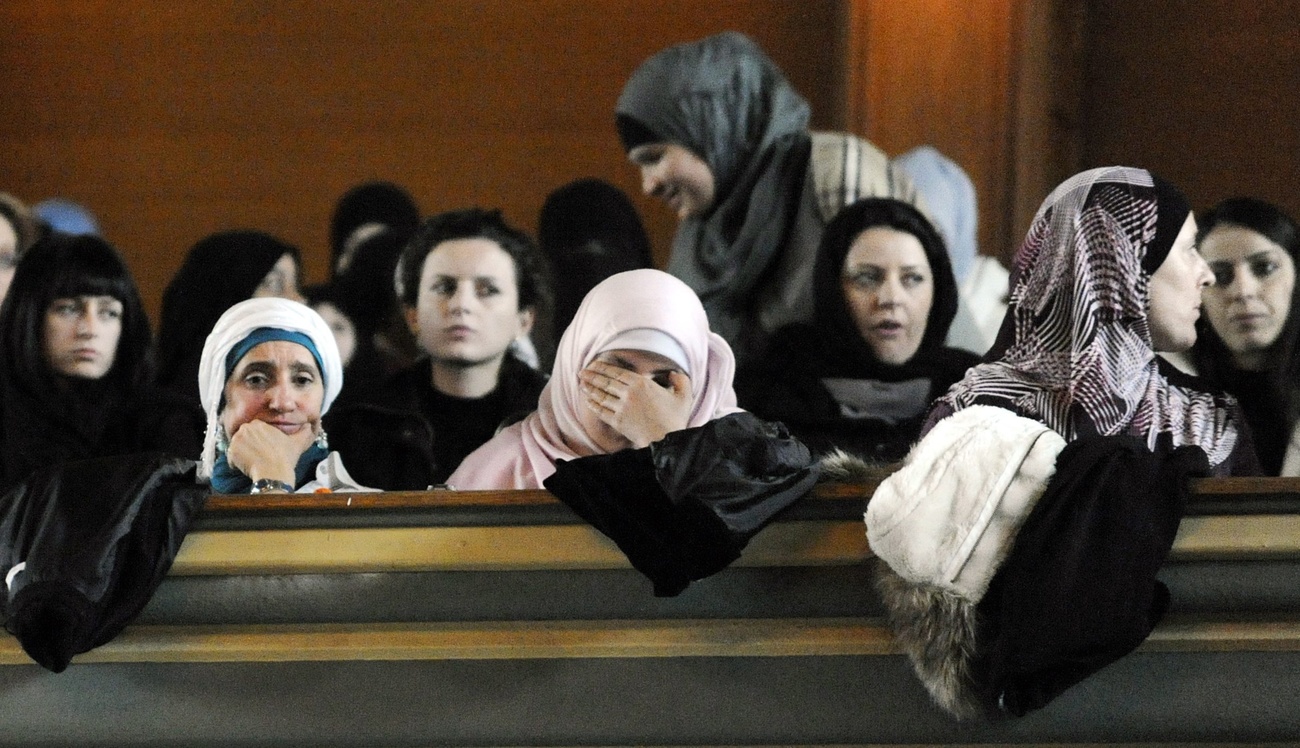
1191, 197, 1300, 475
0, 233, 202, 493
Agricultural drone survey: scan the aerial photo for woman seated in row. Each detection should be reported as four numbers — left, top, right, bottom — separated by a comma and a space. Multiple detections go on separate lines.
0, 233, 204, 494
449, 269, 817, 595
1191, 197, 1300, 475
197, 297, 370, 494
736, 197, 980, 462
865, 167, 1255, 720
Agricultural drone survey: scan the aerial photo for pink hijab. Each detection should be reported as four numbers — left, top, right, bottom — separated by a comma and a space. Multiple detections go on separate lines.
448, 269, 741, 489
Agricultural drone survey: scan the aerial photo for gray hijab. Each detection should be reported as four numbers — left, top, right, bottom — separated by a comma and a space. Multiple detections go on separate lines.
616, 31, 811, 346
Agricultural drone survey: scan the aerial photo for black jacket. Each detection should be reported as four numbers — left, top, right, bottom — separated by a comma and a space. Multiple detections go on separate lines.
974, 434, 1210, 716
326, 356, 546, 490
544, 412, 819, 596
0, 453, 209, 672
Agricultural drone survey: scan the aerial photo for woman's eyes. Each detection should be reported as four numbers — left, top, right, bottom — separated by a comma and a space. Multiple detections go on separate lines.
1210, 259, 1284, 286
844, 270, 883, 289
432, 279, 502, 297
242, 373, 270, 388
51, 300, 80, 315
843, 270, 927, 289
1250, 259, 1281, 279
241, 372, 316, 388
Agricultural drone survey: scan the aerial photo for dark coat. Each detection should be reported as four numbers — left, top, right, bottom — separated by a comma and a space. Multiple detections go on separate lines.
737, 197, 978, 462
0, 453, 209, 672
543, 412, 819, 597
325, 356, 547, 490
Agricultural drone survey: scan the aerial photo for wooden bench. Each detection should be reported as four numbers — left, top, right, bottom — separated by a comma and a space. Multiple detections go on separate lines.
1, 480, 1298, 746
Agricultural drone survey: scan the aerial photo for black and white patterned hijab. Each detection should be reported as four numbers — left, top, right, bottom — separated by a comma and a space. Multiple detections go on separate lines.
933, 167, 1238, 466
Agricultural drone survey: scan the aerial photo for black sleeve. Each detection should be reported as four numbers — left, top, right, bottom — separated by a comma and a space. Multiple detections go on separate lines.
544, 412, 819, 596
975, 434, 1211, 716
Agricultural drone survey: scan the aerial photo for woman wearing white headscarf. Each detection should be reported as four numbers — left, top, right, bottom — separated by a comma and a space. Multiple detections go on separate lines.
450, 269, 817, 595
198, 297, 372, 493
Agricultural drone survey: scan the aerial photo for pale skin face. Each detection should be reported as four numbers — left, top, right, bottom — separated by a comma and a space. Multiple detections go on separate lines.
840, 227, 935, 365
313, 301, 357, 367
252, 253, 305, 303
1148, 214, 1215, 353
220, 340, 325, 488
577, 348, 693, 451
43, 295, 124, 379
404, 238, 534, 398
627, 143, 716, 220
1199, 224, 1297, 370
0, 217, 17, 307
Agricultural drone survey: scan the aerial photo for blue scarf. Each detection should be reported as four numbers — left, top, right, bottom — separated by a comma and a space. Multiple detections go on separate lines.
210, 443, 330, 494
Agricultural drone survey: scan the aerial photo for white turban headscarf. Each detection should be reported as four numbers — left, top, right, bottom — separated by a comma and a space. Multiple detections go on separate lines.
196, 297, 343, 480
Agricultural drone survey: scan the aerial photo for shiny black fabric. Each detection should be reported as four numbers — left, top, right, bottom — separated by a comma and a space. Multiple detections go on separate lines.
544, 412, 818, 596
0, 453, 209, 672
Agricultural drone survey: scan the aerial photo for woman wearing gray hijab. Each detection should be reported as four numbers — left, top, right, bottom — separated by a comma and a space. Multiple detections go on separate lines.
616, 31, 923, 362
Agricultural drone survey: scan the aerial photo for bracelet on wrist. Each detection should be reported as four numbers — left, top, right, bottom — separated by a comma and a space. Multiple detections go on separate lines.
250, 478, 294, 494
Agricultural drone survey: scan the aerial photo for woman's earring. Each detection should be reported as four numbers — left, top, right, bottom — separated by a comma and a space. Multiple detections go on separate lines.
315, 428, 329, 450
215, 424, 230, 454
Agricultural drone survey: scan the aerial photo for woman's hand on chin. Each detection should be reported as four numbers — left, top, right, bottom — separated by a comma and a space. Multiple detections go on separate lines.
580, 363, 693, 449
225, 418, 312, 485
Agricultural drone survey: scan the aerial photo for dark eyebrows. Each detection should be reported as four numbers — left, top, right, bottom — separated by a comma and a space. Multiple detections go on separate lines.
235, 360, 277, 378
233, 359, 319, 379
1245, 250, 1282, 263
432, 274, 505, 284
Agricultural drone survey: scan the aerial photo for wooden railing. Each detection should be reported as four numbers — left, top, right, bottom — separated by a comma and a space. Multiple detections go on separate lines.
2, 479, 1299, 746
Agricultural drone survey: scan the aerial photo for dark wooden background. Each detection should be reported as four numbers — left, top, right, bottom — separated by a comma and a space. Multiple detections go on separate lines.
2, 0, 1297, 321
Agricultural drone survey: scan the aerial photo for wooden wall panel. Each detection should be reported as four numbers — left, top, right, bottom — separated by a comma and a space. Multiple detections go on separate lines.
845, 0, 1021, 261
0, 0, 844, 319
1082, 0, 1300, 220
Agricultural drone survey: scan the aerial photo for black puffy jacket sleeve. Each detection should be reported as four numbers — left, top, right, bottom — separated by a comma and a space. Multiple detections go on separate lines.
544, 412, 819, 596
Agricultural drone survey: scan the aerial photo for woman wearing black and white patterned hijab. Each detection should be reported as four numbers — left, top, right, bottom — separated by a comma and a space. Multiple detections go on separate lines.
928, 166, 1251, 473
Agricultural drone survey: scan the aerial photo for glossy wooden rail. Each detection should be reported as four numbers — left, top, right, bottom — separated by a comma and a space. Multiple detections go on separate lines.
3, 617, 1298, 666
200, 477, 1300, 512
170, 479, 1300, 575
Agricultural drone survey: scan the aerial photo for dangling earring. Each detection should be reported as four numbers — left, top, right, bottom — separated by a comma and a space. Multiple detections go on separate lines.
215, 424, 230, 454
315, 428, 329, 450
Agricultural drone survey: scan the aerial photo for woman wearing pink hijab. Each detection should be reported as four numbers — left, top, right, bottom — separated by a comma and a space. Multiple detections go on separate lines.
450, 269, 817, 595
